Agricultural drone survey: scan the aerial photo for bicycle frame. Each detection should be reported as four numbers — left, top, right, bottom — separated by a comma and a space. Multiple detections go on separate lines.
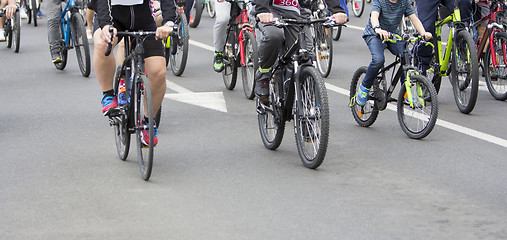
434, 1, 469, 76
225, 0, 255, 67
473, 0, 506, 65
59, 0, 79, 48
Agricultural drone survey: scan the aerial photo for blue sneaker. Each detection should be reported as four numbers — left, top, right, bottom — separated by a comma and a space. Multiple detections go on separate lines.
356, 85, 370, 106
101, 95, 118, 115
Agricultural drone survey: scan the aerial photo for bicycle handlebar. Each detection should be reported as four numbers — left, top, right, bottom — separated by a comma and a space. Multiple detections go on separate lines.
0, 7, 19, 17
104, 29, 163, 56
262, 17, 347, 28
377, 32, 434, 48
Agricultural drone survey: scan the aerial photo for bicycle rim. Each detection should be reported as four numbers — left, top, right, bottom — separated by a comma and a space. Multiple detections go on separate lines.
294, 67, 329, 169
135, 74, 154, 181
351, 0, 364, 17
451, 31, 479, 114
397, 75, 439, 139
258, 69, 285, 150
314, 25, 333, 78
485, 32, 507, 101
113, 66, 130, 160
350, 66, 379, 127
71, 13, 91, 77
222, 31, 237, 90
241, 31, 258, 100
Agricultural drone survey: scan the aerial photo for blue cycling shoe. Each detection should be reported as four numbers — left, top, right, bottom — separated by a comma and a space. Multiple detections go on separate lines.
356, 85, 370, 106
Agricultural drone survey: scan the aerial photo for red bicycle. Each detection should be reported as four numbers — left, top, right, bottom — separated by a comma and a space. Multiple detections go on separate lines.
473, 0, 507, 100
222, 0, 259, 99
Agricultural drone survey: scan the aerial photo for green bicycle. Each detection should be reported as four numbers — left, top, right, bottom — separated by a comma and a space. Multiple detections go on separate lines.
426, 0, 479, 114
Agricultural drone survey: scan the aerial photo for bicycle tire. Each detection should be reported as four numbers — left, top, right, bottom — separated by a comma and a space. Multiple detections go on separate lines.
397, 74, 439, 139
223, 29, 238, 90
314, 25, 333, 78
241, 30, 258, 100
71, 12, 91, 77
332, 26, 342, 41
135, 74, 154, 181
189, 1, 203, 28
451, 30, 479, 114
258, 69, 285, 150
294, 66, 329, 169
350, 0, 364, 17
206, 0, 215, 18
6, 19, 12, 48
484, 31, 507, 101
31, 0, 37, 26
54, 24, 68, 70
350, 66, 379, 127
427, 53, 442, 94
113, 66, 131, 160
25, 0, 32, 24
13, 11, 20, 53
170, 13, 189, 76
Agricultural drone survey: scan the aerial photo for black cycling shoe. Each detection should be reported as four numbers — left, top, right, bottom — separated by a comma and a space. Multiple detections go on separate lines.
255, 70, 271, 101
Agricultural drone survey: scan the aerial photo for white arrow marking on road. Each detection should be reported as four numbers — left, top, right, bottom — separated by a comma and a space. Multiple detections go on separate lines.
165, 80, 228, 113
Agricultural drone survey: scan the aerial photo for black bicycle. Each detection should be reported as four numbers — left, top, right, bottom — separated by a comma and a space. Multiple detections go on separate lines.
162, 8, 189, 76
105, 30, 160, 180
0, 7, 20, 53
257, 17, 340, 169
350, 33, 439, 139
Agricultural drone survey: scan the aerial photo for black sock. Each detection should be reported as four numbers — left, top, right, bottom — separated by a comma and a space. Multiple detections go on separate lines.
103, 89, 115, 98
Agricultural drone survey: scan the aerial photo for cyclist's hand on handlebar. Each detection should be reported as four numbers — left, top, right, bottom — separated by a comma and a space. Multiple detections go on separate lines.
331, 12, 347, 24
156, 25, 173, 40
177, 6, 184, 15
257, 12, 274, 24
422, 31, 432, 41
375, 28, 389, 41
100, 25, 117, 44
4, 3, 16, 19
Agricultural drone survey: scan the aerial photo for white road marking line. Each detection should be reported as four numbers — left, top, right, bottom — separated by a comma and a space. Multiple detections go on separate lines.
190, 38, 507, 148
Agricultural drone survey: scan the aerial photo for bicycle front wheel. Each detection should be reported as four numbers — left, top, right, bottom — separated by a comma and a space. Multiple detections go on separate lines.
135, 74, 154, 181
258, 69, 285, 150
170, 14, 189, 76
206, 0, 215, 18
113, 66, 131, 160
294, 67, 329, 169
13, 11, 20, 53
71, 12, 91, 77
397, 74, 438, 139
484, 31, 507, 101
350, 0, 364, 17
31, 0, 37, 26
241, 30, 258, 100
451, 30, 479, 114
314, 25, 333, 78
332, 26, 342, 41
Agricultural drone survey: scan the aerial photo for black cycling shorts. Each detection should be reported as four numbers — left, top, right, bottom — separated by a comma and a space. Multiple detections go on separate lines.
111, 3, 163, 58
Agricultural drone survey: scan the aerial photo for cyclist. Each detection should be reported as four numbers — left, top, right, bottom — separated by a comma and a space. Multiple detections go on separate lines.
93, 0, 176, 146
414, 0, 473, 74
254, 0, 347, 100
212, 0, 237, 72
46, 0, 66, 63
0, 0, 16, 42
354, 0, 432, 106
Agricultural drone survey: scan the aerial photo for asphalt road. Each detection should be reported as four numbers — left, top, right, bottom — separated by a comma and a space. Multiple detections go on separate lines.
1, 5, 507, 239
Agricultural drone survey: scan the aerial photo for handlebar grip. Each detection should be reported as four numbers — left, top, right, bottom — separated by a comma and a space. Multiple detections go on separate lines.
105, 42, 113, 56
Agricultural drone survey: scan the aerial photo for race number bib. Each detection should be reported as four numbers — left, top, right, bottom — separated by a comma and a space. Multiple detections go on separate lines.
273, 0, 299, 8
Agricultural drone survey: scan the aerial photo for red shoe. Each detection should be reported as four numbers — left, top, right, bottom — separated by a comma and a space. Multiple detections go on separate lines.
140, 118, 158, 146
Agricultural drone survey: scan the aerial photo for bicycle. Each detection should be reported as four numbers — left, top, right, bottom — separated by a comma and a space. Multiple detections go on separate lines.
1, 7, 20, 53
21, 0, 38, 26
204, 0, 215, 18
350, 33, 439, 139
257, 17, 339, 169
105, 30, 162, 181
163, 12, 189, 76
332, 0, 348, 41
426, 0, 479, 114
311, 0, 336, 78
472, 0, 507, 100
189, 0, 203, 28
52, 0, 91, 77
222, 0, 258, 99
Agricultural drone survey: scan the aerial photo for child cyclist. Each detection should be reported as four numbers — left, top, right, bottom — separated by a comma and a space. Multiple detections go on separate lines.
355, 0, 432, 106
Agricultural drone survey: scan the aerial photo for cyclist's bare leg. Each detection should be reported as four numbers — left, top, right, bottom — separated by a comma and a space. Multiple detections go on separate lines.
93, 29, 118, 92
144, 56, 167, 115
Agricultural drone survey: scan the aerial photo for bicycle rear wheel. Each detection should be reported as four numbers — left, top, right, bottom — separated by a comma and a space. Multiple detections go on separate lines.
189, 0, 202, 28
113, 66, 131, 160
314, 25, 333, 78
451, 30, 479, 114
223, 29, 238, 90
71, 12, 91, 77
397, 74, 438, 139
350, 66, 379, 127
54, 24, 68, 70
241, 30, 258, 100
31, 0, 37, 26
294, 67, 329, 169
13, 12, 20, 53
332, 26, 341, 41
170, 14, 189, 76
350, 0, 364, 17
258, 69, 285, 150
484, 31, 507, 101
206, 0, 215, 18
135, 74, 154, 181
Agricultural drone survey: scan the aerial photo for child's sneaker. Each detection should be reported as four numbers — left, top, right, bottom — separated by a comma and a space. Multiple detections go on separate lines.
355, 85, 370, 106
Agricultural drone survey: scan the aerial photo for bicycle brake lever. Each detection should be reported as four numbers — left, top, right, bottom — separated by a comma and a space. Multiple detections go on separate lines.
104, 28, 115, 56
